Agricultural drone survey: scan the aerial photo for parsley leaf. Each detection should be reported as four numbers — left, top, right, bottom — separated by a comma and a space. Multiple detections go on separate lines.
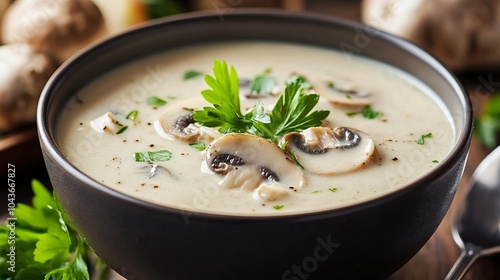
184, 70, 203, 80
258, 77, 329, 141
346, 105, 381, 119
147, 96, 167, 107
192, 60, 253, 134
273, 205, 284, 210
417, 133, 432, 145
250, 73, 277, 95
0, 180, 91, 280
361, 106, 381, 119
116, 126, 129, 135
192, 60, 330, 144
474, 94, 500, 149
134, 150, 172, 162
189, 142, 206, 151
126, 110, 139, 122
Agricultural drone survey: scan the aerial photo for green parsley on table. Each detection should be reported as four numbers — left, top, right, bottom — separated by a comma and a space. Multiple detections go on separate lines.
192, 59, 329, 144
474, 94, 500, 149
134, 150, 172, 163
0, 180, 95, 280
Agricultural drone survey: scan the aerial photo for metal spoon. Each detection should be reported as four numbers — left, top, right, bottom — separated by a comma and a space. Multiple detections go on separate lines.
445, 146, 500, 280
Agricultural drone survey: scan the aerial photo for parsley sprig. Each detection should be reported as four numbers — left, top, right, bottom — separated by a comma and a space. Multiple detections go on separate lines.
474, 94, 500, 149
0, 180, 96, 280
192, 60, 329, 143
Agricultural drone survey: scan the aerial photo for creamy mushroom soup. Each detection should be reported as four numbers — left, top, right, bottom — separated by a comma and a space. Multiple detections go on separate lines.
58, 42, 454, 216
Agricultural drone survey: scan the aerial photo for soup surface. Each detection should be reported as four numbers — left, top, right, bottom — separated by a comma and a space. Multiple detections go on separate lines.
58, 41, 454, 216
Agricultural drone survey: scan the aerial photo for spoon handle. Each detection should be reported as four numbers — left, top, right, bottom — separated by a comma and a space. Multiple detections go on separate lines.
444, 246, 480, 280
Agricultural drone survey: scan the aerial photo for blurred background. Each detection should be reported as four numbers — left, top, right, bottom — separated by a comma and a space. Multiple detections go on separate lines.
1, 1, 499, 279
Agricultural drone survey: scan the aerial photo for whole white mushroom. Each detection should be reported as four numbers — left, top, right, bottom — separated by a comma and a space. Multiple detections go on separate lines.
362, 0, 500, 70
0, 44, 58, 131
2, 0, 106, 64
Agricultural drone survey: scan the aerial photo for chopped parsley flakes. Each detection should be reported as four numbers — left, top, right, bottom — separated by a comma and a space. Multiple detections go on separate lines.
147, 96, 167, 107
134, 150, 172, 163
417, 133, 432, 145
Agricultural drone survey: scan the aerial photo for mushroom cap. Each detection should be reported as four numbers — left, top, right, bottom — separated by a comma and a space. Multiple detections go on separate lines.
362, 0, 500, 70
311, 77, 373, 107
284, 127, 376, 174
0, 44, 58, 131
206, 133, 305, 199
2, 0, 106, 64
155, 98, 215, 141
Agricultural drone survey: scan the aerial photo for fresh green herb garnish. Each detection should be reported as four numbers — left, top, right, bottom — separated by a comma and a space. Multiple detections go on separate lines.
361, 106, 381, 119
147, 96, 167, 107
189, 142, 206, 151
417, 133, 432, 145
474, 94, 500, 149
311, 190, 321, 194
250, 73, 277, 95
134, 150, 172, 162
280, 141, 305, 169
116, 126, 129, 135
273, 205, 284, 210
183, 70, 203, 80
346, 105, 381, 119
126, 110, 139, 122
192, 60, 329, 143
0, 180, 93, 280
328, 187, 338, 192
327, 81, 335, 88
432, 160, 439, 163
286, 74, 313, 90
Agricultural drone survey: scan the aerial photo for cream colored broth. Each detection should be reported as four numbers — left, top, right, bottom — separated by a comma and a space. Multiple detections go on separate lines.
58, 42, 454, 216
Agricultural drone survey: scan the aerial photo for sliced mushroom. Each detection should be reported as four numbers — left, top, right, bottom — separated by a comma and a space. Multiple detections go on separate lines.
206, 133, 305, 201
283, 127, 376, 174
313, 79, 373, 106
156, 106, 199, 141
90, 112, 122, 134
155, 98, 218, 142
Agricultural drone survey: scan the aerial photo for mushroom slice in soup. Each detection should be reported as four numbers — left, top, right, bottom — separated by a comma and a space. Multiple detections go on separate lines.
283, 127, 376, 174
313, 79, 373, 106
157, 106, 199, 141
206, 133, 305, 201
156, 98, 219, 141
90, 112, 122, 134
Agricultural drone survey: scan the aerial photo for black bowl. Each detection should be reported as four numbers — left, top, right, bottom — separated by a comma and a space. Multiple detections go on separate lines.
38, 10, 472, 280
